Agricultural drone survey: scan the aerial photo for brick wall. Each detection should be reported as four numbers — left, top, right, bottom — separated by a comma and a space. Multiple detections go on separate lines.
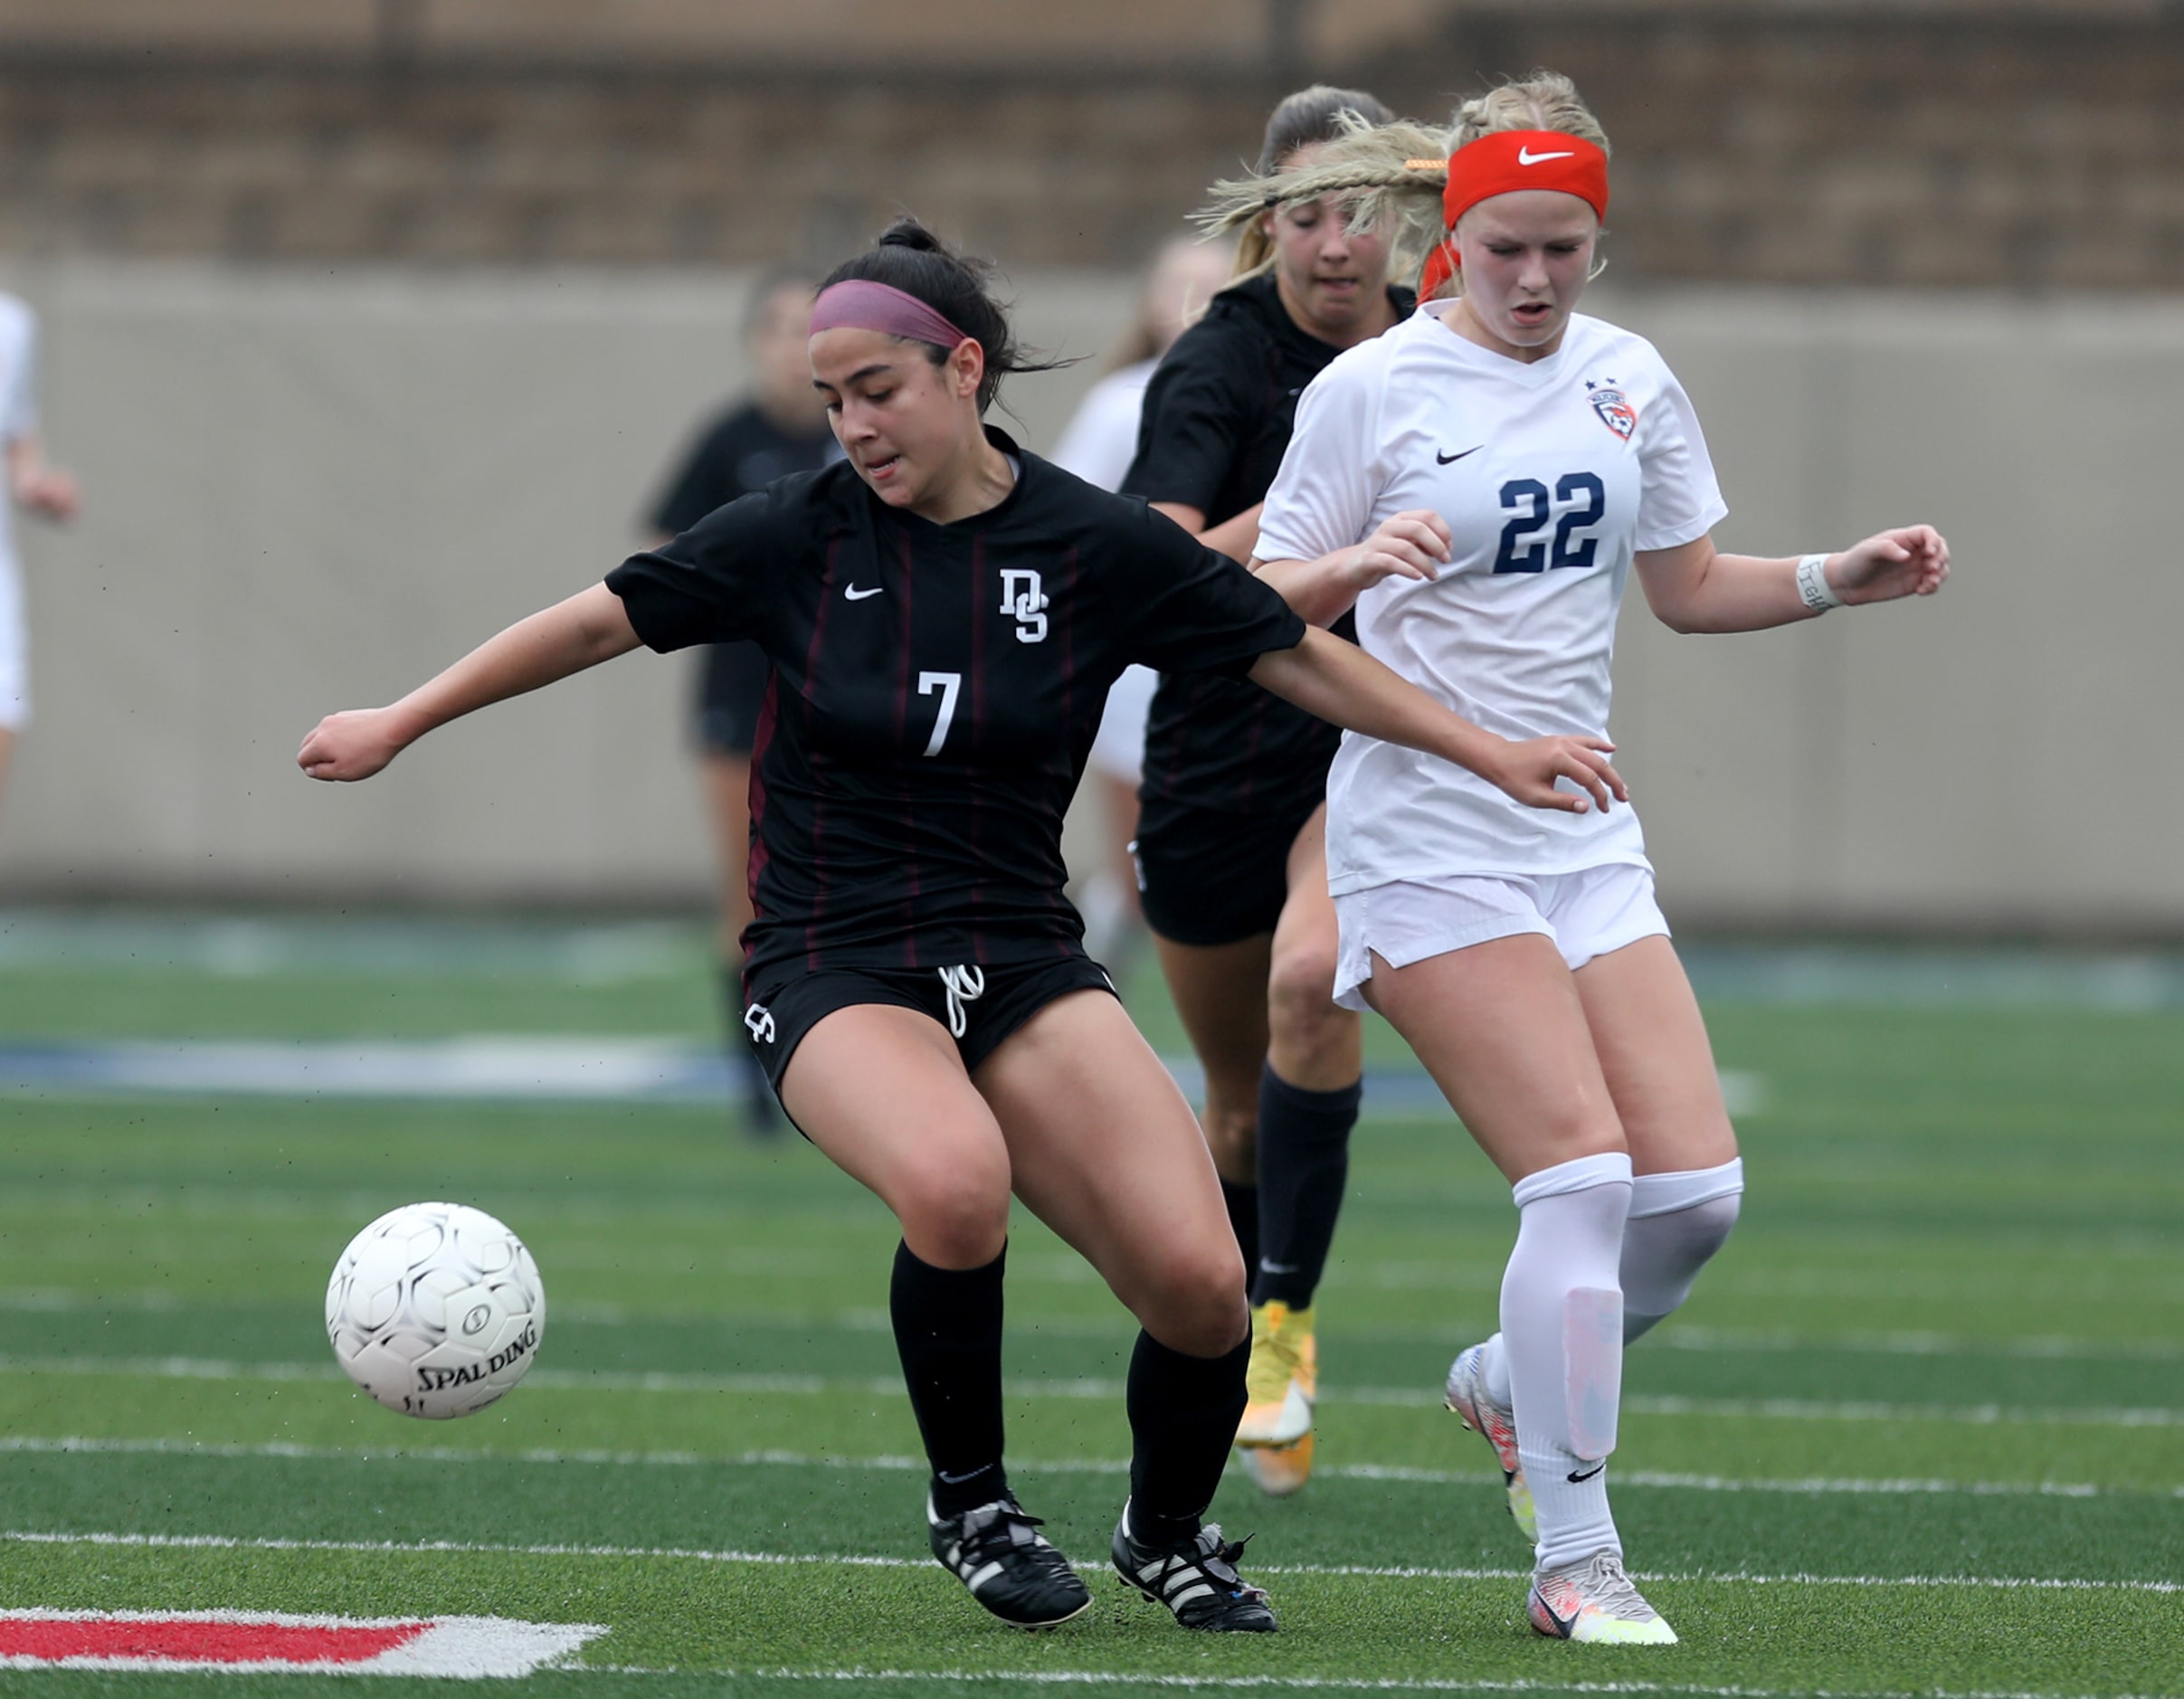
0, 6, 2179, 286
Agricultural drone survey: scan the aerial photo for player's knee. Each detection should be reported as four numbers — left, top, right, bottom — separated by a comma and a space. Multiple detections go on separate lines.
1266, 943, 1344, 1051
888, 1154, 1011, 1269
1135, 1239, 1249, 1357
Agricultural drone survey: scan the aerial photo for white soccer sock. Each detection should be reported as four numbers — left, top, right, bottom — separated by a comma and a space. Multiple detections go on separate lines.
1501, 1151, 1632, 1571
1622, 1159, 1743, 1342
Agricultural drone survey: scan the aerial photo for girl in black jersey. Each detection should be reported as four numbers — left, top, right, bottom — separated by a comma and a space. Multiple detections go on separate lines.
299, 219, 1616, 1637
1121, 86, 1410, 1496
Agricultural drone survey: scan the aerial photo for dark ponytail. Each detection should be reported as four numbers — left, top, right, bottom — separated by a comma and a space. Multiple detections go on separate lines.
821, 218, 1066, 415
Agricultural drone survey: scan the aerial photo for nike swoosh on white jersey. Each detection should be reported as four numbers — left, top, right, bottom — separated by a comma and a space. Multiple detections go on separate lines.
1517, 147, 1574, 166
844, 584, 883, 601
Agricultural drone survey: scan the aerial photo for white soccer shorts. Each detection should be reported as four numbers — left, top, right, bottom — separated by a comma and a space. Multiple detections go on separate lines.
1332, 860, 1668, 1011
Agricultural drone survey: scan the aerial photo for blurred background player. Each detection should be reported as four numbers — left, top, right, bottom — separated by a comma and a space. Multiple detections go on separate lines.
1047, 233, 1233, 976
0, 289, 81, 824
1230, 73, 1950, 1642
646, 271, 837, 1134
1121, 85, 1408, 1496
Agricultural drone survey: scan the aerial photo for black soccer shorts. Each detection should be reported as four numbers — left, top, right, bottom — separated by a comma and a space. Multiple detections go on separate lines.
740, 954, 1118, 1115
1132, 794, 1323, 948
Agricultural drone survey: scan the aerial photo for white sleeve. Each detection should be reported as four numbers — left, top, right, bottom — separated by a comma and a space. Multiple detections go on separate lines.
0, 304, 37, 443
1632, 353, 1726, 553
1254, 356, 1384, 564
1049, 368, 1150, 494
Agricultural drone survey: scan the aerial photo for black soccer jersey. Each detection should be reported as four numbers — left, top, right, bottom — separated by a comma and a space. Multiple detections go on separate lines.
1122, 271, 1413, 821
606, 428, 1308, 982
648, 402, 839, 536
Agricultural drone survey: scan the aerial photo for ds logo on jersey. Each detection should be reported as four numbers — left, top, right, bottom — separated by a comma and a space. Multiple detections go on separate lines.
1585, 379, 1638, 442
999, 570, 1049, 643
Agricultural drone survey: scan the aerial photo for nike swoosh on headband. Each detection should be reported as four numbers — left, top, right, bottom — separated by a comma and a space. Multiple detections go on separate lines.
1518, 147, 1575, 166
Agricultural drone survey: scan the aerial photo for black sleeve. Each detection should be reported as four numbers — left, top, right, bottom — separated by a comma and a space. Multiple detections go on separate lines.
1117, 320, 1255, 514
606, 487, 787, 653
1110, 502, 1306, 679
646, 413, 736, 536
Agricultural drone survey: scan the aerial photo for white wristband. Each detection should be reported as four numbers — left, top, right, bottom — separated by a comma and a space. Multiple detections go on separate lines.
1795, 553, 1843, 614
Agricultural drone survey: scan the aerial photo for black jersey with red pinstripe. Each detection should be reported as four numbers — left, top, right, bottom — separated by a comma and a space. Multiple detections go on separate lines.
606, 429, 1306, 982
1121, 272, 1411, 820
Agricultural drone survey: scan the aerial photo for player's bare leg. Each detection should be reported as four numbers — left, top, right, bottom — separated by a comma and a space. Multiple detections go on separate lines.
1366, 936, 1674, 1643
783, 1004, 1088, 1628
699, 749, 776, 1135
1576, 935, 1743, 1341
1238, 810, 1360, 1491
1152, 928, 1272, 1267
978, 991, 1276, 1631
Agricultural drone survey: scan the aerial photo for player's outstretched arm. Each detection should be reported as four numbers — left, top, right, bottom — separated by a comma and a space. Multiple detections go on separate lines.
1253, 510, 1453, 629
298, 584, 642, 783
1249, 627, 1629, 815
1637, 525, 1950, 635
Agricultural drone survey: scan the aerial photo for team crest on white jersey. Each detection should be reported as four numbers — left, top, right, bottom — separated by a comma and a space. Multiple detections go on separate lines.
998, 570, 1049, 643
1584, 378, 1638, 442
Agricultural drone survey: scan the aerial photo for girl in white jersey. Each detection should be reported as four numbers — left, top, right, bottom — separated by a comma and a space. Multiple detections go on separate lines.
1212, 75, 1949, 1645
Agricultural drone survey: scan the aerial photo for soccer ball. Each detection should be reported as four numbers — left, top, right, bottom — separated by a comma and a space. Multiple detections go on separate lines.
325, 1201, 546, 1419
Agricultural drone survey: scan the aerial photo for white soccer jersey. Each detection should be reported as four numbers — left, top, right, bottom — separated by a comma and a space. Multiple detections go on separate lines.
1256, 303, 1726, 891
0, 294, 38, 729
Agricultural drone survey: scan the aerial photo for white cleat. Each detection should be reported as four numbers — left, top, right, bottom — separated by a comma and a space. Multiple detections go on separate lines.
1443, 1342, 1534, 1542
1528, 1551, 1677, 1645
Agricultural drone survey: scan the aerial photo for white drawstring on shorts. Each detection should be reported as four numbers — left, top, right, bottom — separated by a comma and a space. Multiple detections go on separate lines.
936, 964, 986, 1039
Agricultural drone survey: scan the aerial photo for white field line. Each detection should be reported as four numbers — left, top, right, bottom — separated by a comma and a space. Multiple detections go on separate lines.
5, 1434, 2169, 1501
586, 1672, 2179, 1699
5, 1288, 2179, 1368
4, 1352, 2179, 1430
5, 1528, 2176, 1598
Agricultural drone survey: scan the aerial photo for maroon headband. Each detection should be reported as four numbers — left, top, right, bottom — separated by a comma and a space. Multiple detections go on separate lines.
809, 280, 971, 350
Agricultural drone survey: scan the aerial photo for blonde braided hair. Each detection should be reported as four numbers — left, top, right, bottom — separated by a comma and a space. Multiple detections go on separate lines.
1198, 73, 1611, 299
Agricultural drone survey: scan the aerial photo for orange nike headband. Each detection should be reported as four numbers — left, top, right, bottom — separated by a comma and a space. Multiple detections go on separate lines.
1413, 129, 1610, 299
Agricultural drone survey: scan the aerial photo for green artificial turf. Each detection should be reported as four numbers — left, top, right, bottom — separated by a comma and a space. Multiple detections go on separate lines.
0, 916, 2179, 1695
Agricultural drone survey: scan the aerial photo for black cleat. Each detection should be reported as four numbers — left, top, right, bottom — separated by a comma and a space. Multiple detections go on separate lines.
1110, 1500, 1277, 1632
927, 1494, 1092, 1629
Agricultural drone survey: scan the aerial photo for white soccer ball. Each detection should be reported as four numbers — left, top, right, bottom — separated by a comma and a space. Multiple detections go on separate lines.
325, 1201, 546, 1419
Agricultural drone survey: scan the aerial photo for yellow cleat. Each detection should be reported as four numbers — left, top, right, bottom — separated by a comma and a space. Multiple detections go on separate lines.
1238, 1428, 1315, 1497
1236, 1301, 1315, 1449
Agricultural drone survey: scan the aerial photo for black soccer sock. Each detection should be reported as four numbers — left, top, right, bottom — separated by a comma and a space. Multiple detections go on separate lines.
1219, 1178, 1260, 1284
1251, 1064, 1361, 1309
1125, 1328, 1249, 1548
890, 1239, 1010, 1519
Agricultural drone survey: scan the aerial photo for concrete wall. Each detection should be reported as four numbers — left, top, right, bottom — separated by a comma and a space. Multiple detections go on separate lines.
0, 260, 2175, 932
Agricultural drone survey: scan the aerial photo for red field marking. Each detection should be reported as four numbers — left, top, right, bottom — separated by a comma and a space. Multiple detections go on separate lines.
0, 1618, 423, 1665
0, 1610, 605, 1675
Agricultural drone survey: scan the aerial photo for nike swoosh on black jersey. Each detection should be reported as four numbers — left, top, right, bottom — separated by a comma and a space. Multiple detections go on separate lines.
1436, 446, 1483, 464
